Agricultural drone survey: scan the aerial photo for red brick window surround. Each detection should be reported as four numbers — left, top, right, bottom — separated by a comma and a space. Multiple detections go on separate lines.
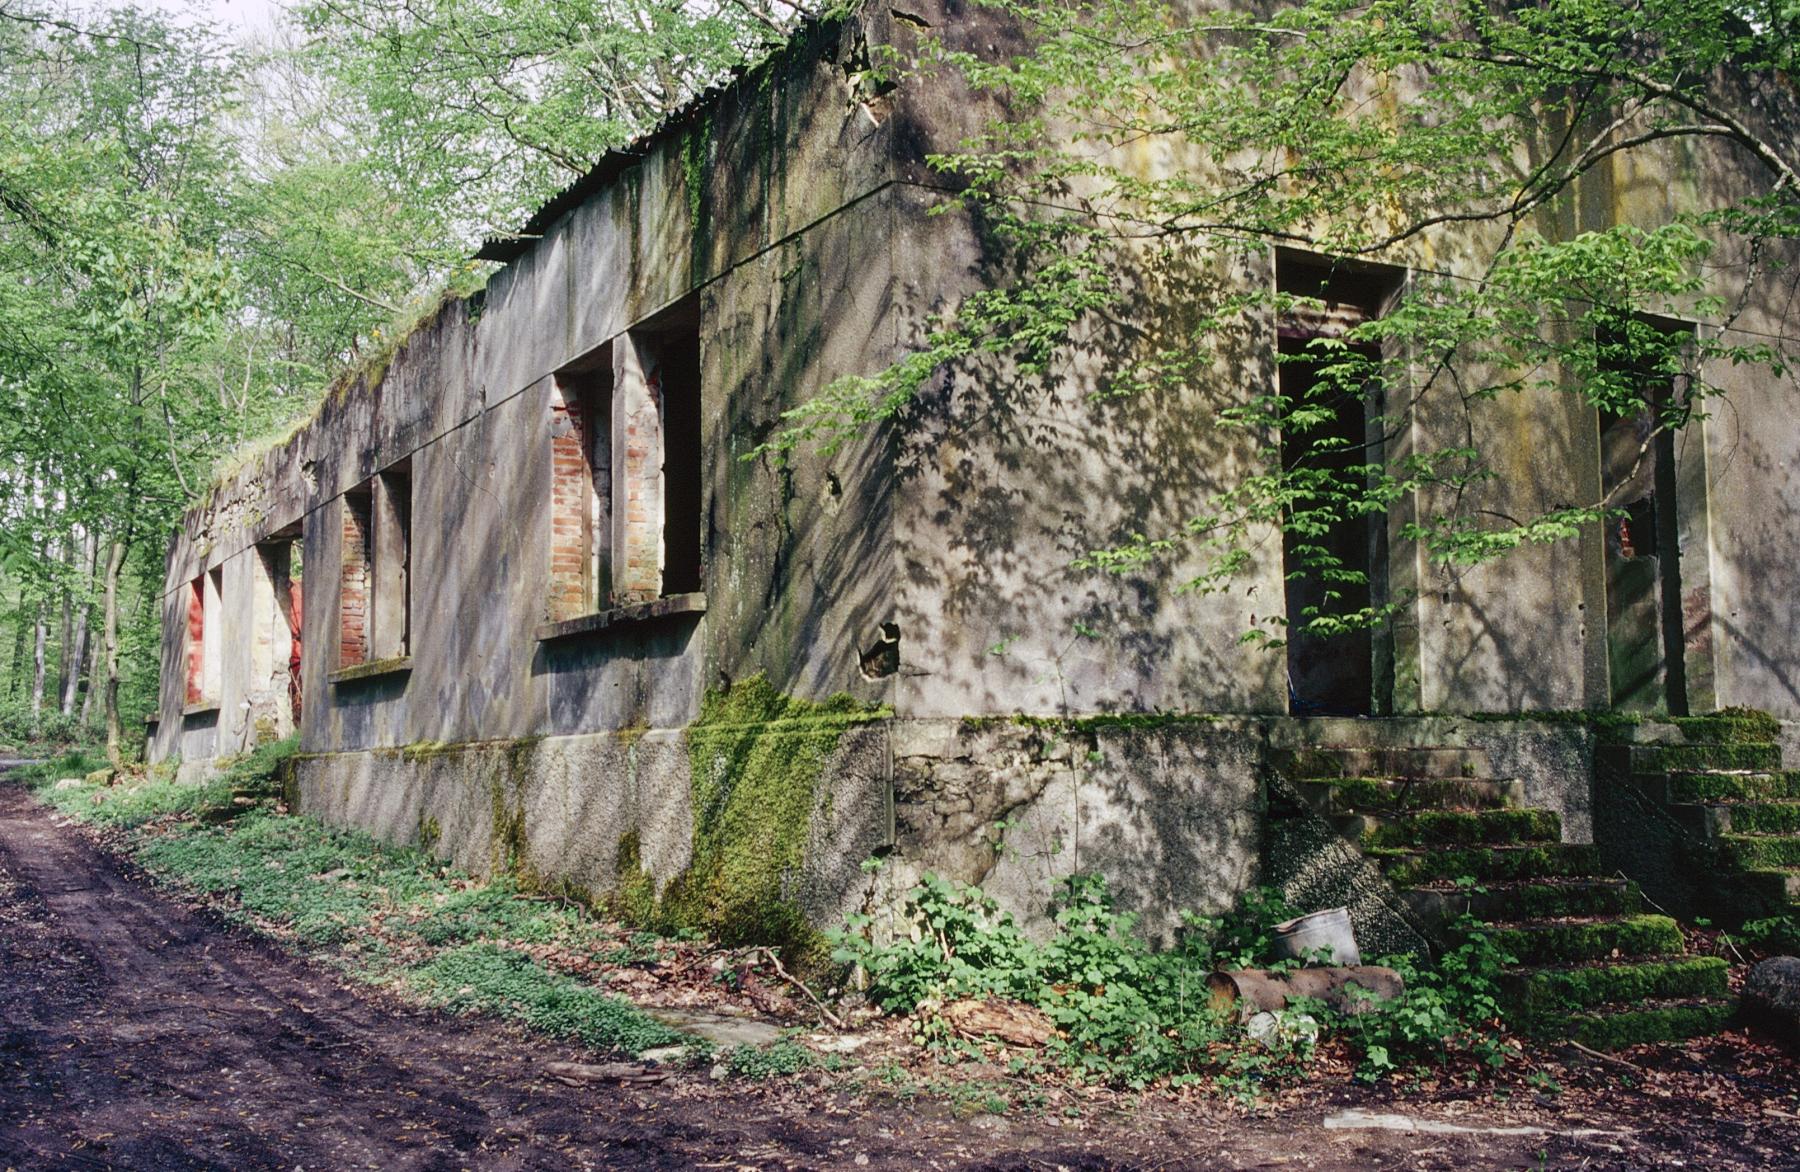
339, 464, 412, 670
548, 346, 612, 622
184, 576, 205, 704
185, 567, 222, 705
339, 485, 372, 668
548, 297, 702, 623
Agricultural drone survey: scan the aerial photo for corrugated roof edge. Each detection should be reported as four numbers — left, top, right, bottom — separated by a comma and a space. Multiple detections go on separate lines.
472, 13, 843, 264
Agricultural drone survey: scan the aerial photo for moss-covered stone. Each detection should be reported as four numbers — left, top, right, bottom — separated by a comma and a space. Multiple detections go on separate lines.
1505, 956, 1729, 1017
1672, 707, 1782, 746
1459, 878, 1640, 921
1489, 913, 1683, 966
1720, 833, 1800, 870
1375, 843, 1601, 886
1721, 802, 1800, 835
609, 675, 885, 961
1666, 770, 1800, 804
1557, 999, 1738, 1049
1302, 776, 1518, 814
1357, 808, 1559, 849
1631, 742, 1783, 773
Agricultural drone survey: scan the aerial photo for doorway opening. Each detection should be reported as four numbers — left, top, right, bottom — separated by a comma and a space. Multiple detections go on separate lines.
1276, 252, 1403, 716
1598, 319, 1694, 714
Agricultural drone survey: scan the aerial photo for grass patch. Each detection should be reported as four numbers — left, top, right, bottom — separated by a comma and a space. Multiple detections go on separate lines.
15, 740, 685, 1058
411, 943, 683, 1053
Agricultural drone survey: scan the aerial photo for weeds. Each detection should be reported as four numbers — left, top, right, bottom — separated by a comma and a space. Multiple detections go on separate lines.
16, 741, 683, 1058
835, 871, 1515, 1092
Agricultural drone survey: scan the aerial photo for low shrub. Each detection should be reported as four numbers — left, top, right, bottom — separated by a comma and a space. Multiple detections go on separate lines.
835, 872, 1514, 1090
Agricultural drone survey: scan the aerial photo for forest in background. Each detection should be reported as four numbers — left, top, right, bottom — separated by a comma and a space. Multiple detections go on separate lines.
0, 0, 809, 758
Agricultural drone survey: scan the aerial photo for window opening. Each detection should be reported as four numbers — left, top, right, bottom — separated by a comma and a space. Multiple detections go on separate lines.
549, 344, 613, 620
340, 484, 372, 668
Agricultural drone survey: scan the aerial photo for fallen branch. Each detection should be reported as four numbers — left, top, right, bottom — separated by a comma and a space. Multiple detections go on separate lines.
1565, 1039, 1643, 1074
759, 946, 845, 1029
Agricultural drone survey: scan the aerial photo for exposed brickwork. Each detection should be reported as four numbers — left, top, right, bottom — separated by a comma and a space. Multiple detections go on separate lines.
184, 577, 204, 704
617, 356, 664, 605
548, 388, 594, 619
340, 491, 371, 668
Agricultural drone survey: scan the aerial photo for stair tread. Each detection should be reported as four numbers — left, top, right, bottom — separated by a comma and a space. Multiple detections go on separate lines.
1506, 954, 1724, 977
1488, 912, 1675, 932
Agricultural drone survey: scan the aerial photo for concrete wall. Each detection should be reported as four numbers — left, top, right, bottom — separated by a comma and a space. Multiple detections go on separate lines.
150, 2, 1800, 946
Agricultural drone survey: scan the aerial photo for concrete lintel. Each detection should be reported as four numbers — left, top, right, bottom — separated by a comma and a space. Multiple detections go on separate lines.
534, 592, 708, 644
329, 656, 414, 686
180, 701, 221, 719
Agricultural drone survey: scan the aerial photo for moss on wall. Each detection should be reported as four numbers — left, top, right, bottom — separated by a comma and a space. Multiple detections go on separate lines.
610, 674, 885, 959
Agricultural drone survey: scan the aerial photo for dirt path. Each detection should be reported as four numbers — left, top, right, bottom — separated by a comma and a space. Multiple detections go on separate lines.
2, 778, 1797, 1171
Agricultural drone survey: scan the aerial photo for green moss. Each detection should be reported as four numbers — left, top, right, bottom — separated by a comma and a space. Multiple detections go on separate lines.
418, 814, 441, 853
1358, 808, 1559, 849
1560, 1000, 1738, 1049
1635, 742, 1783, 773
609, 675, 885, 962
1305, 776, 1515, 814
1375, 843, 1601, 886
1469, 879, 1639, 921
1672, 707, 1781, 745
1488, 914, 1683, 966
1720, 833, 1800, 870
1722, 802, 1800, 835
1506, 956, 1728, 1018
1667, 770, 1800, 803
1010, 711, 1222, 735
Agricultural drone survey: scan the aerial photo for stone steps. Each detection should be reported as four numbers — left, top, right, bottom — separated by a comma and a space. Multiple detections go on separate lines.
1372, 843, 1601, 886
1298, 776, 1523, 815
1503, 955, 1730, 1017
1279, 745, 1734, 1048
1342, 808, 1560, 850
1404, 877, 1637, 925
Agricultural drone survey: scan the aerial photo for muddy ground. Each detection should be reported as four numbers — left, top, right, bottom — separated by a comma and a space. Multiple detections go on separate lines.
3, 777, 1799, 1171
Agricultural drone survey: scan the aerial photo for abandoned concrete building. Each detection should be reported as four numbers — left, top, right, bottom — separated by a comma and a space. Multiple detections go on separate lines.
149, 6, 1800, 1044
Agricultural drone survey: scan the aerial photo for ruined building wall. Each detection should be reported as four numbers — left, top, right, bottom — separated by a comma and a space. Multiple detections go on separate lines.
150, 3, 1800, 943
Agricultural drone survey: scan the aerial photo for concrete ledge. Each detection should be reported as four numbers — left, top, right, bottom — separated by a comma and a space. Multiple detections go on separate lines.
535, 592, 708, 643
181, 701, 221, 718
330, 656, 414, 685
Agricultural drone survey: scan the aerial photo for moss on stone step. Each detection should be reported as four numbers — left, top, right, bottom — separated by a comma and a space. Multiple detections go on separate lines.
1555, 998, 1738, 1049
1301, 776, 1518, 814
1720, 834, 1800, 870
1358, 808, 1559, 849
1672, 708, 1782, 746
1720, 802, 1800, 835
1489, 914, 1683, 966
1632, 742, 1783, 774
1474, 879, 1640, 921
1375, 843, 1601, 886
1505, 956, 1729, 1017
1665, 771, 1800, 804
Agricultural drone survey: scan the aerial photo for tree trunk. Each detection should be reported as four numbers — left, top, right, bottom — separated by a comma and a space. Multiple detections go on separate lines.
30, 600, 47, 721
102, 537, 127, 767
61, 532, 95, 716
55, 538, 73, 706
79, 602, 103, 726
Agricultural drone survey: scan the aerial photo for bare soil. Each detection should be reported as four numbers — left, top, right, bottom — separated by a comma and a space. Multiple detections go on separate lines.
3, 777, 1799, 1171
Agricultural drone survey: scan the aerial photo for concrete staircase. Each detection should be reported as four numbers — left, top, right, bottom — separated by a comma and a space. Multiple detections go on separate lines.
1279, 745, 1734, 1049
1605, 715, 1800, 926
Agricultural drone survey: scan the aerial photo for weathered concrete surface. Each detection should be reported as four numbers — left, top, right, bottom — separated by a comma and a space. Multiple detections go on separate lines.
152, 0, 1800, 951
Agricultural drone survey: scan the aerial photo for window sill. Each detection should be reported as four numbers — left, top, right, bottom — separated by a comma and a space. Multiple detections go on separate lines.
535, 592, 707, 643
181, 701, 221, 718
330, 656, 413, 685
